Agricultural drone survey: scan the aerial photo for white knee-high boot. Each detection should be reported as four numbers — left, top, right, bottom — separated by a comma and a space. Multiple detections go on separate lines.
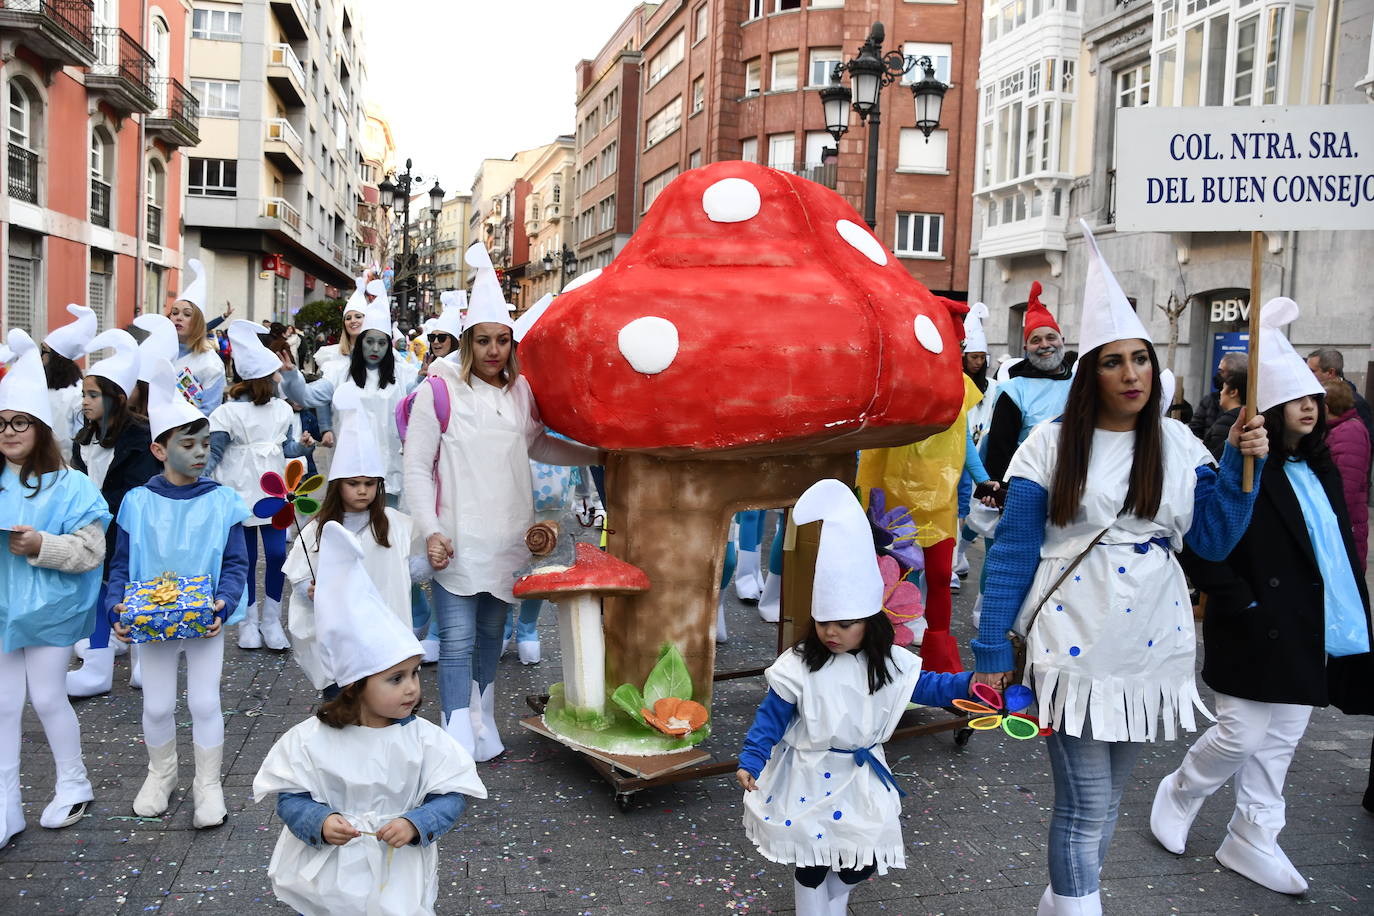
1217, 806, 1307, 894
191, 743, 226, 828
733, 549, 763, 601
1150, 768, 1206, 854
757, 572, 781, 623
793, 878, 831, 916
443, 709, 477, 758
133, 740, 178, 817
238, 602, 262, 650
469, 682, 504, 762
0, 760, 23, 847
66, 641, 115, 697
1037, 886, 1055, 915
715, 591, 728, 644
257, 597, 289, 651
128, 644, 142, 688
1042, 891, 1101, 915
39, 754, 92, 829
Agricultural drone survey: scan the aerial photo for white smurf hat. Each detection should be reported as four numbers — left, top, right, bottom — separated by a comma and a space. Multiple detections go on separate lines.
365, 277, 388, 301
962, 302, 989, 354
1159, 368, 1177, 413
85, 329, 141, 396
1077, 219, 1151, 355
359, 293, 393, 337
343, 277, 368, 316
461, 242, 515, 333
432, 290, 466, 337
147, 357, 204, 441
315, 521, 424, 687
0, 329, 54, 427
791, 478, 884, 623
513, 293, 555, 343
1255, 297, 1324, 414
227, 320, 280, 381
133, 313, 179, 384
175, 258, 208, 315
328, 384, 387, 481
44, 304, 98, 361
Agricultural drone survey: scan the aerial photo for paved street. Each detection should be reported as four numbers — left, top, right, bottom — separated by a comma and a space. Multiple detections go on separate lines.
4, 536, 1373, 915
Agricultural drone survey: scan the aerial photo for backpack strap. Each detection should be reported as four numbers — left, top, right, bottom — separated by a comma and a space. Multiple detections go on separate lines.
428, 375, 450, 433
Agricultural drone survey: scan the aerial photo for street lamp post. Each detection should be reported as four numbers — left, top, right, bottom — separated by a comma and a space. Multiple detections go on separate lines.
541, 245, 578, 293
819, 21, 950, 232
378, 158, 443, 330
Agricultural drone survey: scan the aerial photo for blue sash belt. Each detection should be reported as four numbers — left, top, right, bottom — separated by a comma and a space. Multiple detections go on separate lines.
829, 745, 906, 797
1133, 536, 1172, 554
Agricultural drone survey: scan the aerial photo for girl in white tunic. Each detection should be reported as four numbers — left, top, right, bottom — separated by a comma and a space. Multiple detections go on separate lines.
41, 304, 97, 458
971, 223, 1270, 916
253, 522, 486, 916
736, 480, 972, 916
168, 260, 227, 415
310, 276, 380, 373
206, 321, 305, 651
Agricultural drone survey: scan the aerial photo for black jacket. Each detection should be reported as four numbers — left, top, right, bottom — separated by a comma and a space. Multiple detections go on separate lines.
983, 354, 1077, 482
71, 420, 162, 570
1190, 392, 1222, 439
1203, 407, 1240, 461
1182, 453, 1373, 712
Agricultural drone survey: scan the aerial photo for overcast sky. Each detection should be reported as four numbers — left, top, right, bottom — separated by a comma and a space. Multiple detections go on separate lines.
358, 0, 642, 196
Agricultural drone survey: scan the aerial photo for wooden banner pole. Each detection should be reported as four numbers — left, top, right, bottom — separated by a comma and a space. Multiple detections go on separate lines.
1243, 230, 1262, 492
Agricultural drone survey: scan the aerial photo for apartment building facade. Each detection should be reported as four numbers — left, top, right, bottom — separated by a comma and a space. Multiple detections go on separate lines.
358, 101, 395, 270
183, 0, 369, 324
430, 193, 471, 302
1, 0, 200, 338
520, 135, 576, 303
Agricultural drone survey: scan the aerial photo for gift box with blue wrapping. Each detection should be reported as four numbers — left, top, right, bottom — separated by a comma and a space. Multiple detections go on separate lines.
119, 573, 216, 642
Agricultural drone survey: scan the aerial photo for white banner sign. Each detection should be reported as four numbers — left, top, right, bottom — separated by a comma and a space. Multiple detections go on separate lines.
1114, 105, 1374, 232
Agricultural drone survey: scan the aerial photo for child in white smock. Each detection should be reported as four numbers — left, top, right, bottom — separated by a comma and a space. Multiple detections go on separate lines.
736, 479, 973, 916
253, 522, 486, 916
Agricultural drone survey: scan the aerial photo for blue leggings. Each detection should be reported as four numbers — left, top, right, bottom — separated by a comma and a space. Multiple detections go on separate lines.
243, 525, 287, 605
737, 510, 765, 552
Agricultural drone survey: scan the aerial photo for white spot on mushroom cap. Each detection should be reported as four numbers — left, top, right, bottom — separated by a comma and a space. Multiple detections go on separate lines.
702, 178, 761, 223
562, 268, 602, 293
617, 317, 680, 375
835, 219, 888, 266
913, 314, 944, 354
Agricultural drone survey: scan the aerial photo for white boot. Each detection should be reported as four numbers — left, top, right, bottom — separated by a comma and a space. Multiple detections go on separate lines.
238, 602, 263, 650
39, 755, 93, 829
757, 572, 781, 623
1037, 886, 1055, 915
1043, 891, 1101, 915
0, 763, 25, 848
823, 871, 853, 914
470, 682, 504, 762
909, 615, 928, 646
128, 644, 142, 689
733, 549, 763, 601
67, 645, 116, 697
971, 593, 983, 629
132, 740, 178, 817
443, 710, 477, 758
517, 638, 541, 665
715, 592, 728, 644
949, 569, 962, 591
257, 597, 290, 651
953, 538, 971, 577
420, 637, 440, 665
190, 743, 226, 828
1150, 769, 1205, 854
1216, 807, 1307, 894
793, 878, 832, 916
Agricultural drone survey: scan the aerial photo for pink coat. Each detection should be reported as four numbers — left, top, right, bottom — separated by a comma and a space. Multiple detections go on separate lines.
1326, 408, 1369, 571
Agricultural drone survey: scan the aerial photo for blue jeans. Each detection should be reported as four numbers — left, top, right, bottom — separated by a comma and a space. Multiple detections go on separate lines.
503, 598, 542, 644
1044, 722, 1144, 897
431, 587, 509, 715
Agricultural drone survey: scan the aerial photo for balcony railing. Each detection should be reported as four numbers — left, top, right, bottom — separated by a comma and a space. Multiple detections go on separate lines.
265, 118, 304, 158
266, 43, 307, 106
146, 203, 162, 242
7, 144, 37, 203
264, 196, 301, 233
0, 1, 95, 65
329, 242, 345, 266
89, 26, 154, 110
148, 77, 201, 147
268, 43, 306, 88
772, 160, 837, 189
90, 177, 110, 227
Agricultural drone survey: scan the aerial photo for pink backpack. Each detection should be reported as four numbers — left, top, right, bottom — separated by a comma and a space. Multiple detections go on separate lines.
395, 376, 451, 512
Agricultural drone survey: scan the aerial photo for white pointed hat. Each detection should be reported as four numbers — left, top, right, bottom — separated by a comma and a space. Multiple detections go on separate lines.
791, 478, 884, 623
147, 357, 204, 441
365, 277, 388, 300
1255, 297, 1323, 414
431, 290, 466, 338
513, 293, 555, 343
359, 294, 392, 337
316, 520, 424, 687
85, 329, 141, 396
1159, 368, 1177, 413
1078, 219, 1151, 355
44, 304, 98, 361
343, 277, 368, 317
227, 319, 280, 381
328, 385, 386, 481
175, 258, 208, 314
133, 313, 179, 383
0, 329, 54, 427
0, 342, 12, 365
461, 242, 515, 332
962, 302, 990, 354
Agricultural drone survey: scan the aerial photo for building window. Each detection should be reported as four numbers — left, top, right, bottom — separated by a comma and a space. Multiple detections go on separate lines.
5, 229, 40, 335
777, 0, 802, 10
189, 157, 238, 197
192, 5, 243, 41
89, 250, 113, 335
808, 48, 842, 87
898, 128, 949, 172
599, 195, 616, 232
90, 126, 114, 227
745, 59, 761, 96
811, 0, 844, 7
603, 87, 619, 126
643, 165, 680, 212
894, 212, 943, 257
648, 31, 685, 87
767, 132, 795, 170
1117, 61, 1152, 108
644, 96, 683, 148
745, 0, 764, 20
601, 141, 617, 179
1154, 0, 1313, 107
771, 50, 799, 91
901, 43, 952, 84
689, 149, 702, 169
692, 75, 705, 113
740, 136, 758, 162
7, 81, 40, 204
190, 78, 240, 117
694, 4, 708, 43
273, 273, 289, 323
146, 159, 165, 243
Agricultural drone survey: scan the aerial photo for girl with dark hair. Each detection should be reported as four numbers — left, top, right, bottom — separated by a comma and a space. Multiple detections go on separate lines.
736, 480, 973, 916
972, 225, 1269, 916
1151, 298, 1372, 897
42, 304, 98, 458
0, 330, 111, 847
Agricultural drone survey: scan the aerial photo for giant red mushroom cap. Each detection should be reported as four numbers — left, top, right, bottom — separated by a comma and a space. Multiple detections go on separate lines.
519, 162, 966, 458
514, 542, 651, 601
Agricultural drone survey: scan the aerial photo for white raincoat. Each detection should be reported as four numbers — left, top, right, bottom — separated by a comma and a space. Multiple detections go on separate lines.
253, 715, 486, 916
47, 384, 83, 458
401, 359, 598, 603
742, 647, 923, 874
208, 398, 298, 528
1009, 418, 1217, 742
310, 360, 418, 497
175, 347, 227, 414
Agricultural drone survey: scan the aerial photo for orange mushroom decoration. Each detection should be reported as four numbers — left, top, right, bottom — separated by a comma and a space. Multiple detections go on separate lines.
641, 697, 709, 738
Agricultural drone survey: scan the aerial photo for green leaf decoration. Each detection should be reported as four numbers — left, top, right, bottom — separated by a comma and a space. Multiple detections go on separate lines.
611, 683, 647, 727
642, 643, 692, 707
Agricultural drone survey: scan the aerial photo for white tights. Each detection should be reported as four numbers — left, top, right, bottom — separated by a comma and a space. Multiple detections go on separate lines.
0, 645, 85, 773
138, 635, 225, 749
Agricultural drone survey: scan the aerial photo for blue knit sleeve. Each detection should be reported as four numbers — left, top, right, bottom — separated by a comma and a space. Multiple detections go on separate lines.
911, 670, 974, 707
964, 426, 990, 485
971, 477, 1048, 672
1184, 444, 1264, 561
737, 689, 797, 779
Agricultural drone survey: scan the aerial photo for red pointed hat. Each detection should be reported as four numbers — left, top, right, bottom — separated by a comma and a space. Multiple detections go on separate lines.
1022, 281, 1059, 343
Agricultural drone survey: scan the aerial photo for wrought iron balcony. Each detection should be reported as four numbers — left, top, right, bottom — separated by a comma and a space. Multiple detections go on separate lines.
7, 143, 38, 203
88, 26, 155, 114
0, 0, 95, 67
90, 177, 110, 227
147, 77, 200, 147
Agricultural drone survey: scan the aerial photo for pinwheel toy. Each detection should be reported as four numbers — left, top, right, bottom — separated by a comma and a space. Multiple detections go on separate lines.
254, 458, 324, 530
953, 683, 1052, 740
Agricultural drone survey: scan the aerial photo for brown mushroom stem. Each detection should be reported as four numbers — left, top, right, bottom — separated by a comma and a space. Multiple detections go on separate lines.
601, 451, 857, 709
